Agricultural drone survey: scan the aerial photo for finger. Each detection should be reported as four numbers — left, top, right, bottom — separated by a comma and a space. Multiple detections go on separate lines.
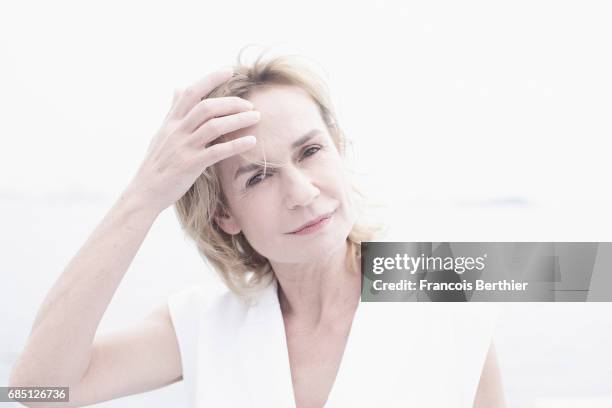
192, 110, 260, 147
179, 96, 254, 133
171, 88, 181, 105
165, 88, 182, 119
201, 136, 257, 168
172, 67, 234, 119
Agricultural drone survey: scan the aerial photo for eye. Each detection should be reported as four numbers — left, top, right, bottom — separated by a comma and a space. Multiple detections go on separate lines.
301, 145, 322, 160
246, 171, 270, 188
245, 145, 322, 189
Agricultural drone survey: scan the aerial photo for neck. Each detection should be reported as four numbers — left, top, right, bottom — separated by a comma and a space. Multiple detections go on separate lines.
272, 240, 361, 328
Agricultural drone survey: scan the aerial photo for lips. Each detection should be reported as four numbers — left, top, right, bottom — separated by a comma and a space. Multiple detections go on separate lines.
289, 210, 336, 234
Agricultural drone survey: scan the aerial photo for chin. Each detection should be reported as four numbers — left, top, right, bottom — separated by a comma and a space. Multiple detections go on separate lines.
301, 228, 349, 254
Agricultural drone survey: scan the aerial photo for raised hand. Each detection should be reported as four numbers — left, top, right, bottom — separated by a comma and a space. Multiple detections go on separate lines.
128, 68, 259, 213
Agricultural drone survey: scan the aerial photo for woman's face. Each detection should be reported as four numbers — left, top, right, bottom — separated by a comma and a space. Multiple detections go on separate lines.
214, 85, 357, 263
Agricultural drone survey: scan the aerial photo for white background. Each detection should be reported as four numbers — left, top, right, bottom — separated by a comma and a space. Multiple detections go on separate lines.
1, 1, 611, 407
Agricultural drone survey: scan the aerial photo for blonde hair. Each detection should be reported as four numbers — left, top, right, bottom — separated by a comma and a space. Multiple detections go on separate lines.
173, 49, 387, 300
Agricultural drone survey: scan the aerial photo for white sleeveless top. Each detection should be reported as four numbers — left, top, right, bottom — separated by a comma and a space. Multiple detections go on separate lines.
168, 277, 500, 407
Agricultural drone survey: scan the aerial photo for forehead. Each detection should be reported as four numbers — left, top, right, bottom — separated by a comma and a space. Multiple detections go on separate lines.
216, 85, 329, 174
222, 84, 325, 143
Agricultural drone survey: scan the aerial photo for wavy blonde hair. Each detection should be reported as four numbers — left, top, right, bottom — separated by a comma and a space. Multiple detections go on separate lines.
173, 49, 387, 300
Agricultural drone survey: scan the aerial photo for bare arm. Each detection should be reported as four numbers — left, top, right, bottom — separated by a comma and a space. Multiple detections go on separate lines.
9, 68, 260, 407
62, 303, 183, 407
473, 340, 507, 408
8, 190, 168, 402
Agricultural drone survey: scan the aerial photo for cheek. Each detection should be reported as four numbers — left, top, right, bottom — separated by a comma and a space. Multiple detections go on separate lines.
236, 197, 281, 236
239, 213, 287, 260
327, 161, 352, 194
335, 168, 358, 221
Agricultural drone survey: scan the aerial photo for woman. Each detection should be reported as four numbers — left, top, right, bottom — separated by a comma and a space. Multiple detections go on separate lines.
9, 52, 506, 407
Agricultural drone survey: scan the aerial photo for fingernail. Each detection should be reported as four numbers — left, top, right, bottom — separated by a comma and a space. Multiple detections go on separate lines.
243, 135, 257, 144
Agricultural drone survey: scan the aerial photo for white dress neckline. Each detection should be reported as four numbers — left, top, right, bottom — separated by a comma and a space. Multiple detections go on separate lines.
232, 277, 497, 407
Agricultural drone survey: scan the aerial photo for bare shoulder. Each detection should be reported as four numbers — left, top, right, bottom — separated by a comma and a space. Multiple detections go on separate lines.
60, 303, 182, 407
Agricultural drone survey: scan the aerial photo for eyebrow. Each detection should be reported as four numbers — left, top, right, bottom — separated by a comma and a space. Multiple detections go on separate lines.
233, 129, 322, 181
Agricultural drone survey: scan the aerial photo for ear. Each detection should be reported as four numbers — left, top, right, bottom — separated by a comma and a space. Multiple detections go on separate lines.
214, 208, 242, 235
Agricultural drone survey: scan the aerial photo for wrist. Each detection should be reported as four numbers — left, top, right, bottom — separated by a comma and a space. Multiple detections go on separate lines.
116, 186, 163, 224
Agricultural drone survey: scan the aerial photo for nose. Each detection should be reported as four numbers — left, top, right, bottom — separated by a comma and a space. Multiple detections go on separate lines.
283, 166, 320, 210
